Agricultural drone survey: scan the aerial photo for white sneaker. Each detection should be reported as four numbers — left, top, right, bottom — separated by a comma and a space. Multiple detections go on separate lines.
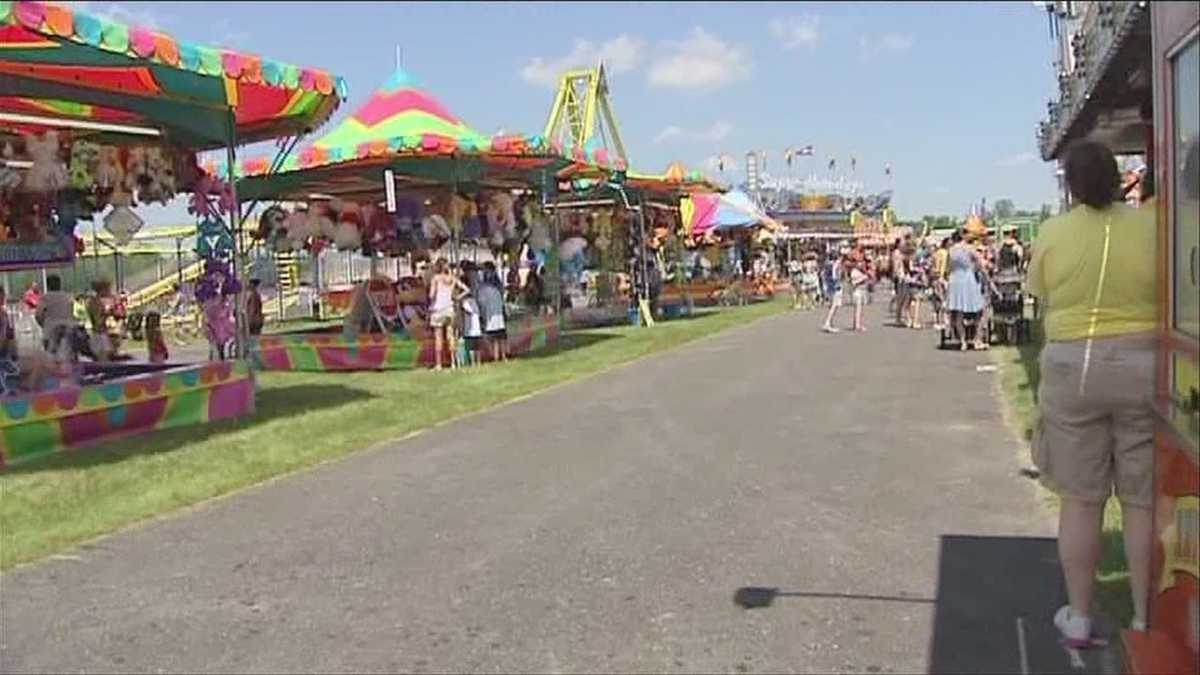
1054, 605, 1094, 649
822, 325, 840, 334
1129, 618, 1147, 632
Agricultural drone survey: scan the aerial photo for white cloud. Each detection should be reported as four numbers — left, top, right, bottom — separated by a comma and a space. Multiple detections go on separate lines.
207, 18, 251, 49
65, 1, 165, 29
654, 120, 733, 145
520, 35, 646, 87
858, 32, 914, 61
995, 151, 1040, 167
768, 15, 820, 51
647, 28, 753, 90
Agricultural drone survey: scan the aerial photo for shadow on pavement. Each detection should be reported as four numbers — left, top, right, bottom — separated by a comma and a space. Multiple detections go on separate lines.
927, 534, 1122, 675
3, 384, 375, 475
733, 587, 935, 609
733, 535, 1122, 674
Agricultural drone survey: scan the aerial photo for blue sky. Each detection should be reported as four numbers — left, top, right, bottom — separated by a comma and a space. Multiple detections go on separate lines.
73, 0, 1060, 219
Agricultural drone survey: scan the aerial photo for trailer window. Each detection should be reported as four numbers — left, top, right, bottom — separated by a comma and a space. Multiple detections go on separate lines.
1173, 37, 1199, 339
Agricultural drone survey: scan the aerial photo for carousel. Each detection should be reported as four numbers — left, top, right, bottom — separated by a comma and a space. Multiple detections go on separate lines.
0, 0, 345, 464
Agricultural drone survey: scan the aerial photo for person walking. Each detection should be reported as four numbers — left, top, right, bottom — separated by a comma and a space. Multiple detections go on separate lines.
848, 256, 870, 332
945, 231, 987, 350
892, 244, 911, 327
1027, 140, 1158, 646
820, 252, 845, 333
931, 238, 950, 330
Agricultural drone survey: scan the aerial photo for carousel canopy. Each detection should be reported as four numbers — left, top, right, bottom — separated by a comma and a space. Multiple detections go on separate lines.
0, 1, 347, 147
231, 66, 580, 201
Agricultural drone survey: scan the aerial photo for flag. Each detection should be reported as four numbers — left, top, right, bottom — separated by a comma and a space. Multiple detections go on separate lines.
796, 144, 814, 156
851, 155, 857, 172
785, 147, 793, 167
828, 156, 836, 171
885, 162, 893, 177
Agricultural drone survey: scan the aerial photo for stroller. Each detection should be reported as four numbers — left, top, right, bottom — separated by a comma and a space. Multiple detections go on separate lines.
989, 269, 1030, 345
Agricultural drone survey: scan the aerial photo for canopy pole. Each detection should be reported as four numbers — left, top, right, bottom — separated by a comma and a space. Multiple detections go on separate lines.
239, 133, 302, 224
225, 109, 246, 360
636, 189, 650, 322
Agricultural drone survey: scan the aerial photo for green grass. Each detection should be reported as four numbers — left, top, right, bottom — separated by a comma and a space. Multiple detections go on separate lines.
990, 324, 1133, 624
0, 300, 788, 570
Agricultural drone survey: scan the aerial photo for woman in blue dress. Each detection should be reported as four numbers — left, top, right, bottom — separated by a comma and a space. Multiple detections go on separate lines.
945, 230, 987, 350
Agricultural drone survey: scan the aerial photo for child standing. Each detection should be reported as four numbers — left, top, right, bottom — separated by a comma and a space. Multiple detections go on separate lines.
459, 292, 483, 367
145, 311, 169, 364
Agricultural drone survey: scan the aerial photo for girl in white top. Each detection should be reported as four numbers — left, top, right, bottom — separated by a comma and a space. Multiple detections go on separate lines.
428, 259, 468, 370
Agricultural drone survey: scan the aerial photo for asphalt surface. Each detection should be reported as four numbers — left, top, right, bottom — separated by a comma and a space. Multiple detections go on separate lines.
2, 304, 1076, 674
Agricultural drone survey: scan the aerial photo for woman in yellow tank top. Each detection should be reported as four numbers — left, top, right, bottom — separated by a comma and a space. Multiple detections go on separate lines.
1027, 141, 1158, 647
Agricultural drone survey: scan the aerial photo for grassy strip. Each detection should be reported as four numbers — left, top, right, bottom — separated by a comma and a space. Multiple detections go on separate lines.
1, 300, 788, 570
990, 325, 1133, 624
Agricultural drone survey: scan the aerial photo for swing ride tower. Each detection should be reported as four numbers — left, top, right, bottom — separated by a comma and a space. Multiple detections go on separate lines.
542, 63, 629, 166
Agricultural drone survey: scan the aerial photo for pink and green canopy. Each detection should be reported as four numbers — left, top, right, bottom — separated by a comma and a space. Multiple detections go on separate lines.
231, 68, 558, 198
231, 67, 623, 201
308, 68, 490, 156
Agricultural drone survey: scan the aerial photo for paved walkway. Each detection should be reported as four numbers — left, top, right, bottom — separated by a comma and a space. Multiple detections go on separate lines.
2, 305, 1081, 674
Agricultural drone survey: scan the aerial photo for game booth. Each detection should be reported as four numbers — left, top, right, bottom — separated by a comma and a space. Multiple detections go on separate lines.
0, 0, 346, 464
679, 189, 784, 305
546, 161, 723, 327
227, 66, 590, 371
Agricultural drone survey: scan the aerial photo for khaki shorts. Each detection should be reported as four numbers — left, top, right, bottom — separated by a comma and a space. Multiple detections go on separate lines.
1033, 333, 1156, 507
429, 310, 454, 328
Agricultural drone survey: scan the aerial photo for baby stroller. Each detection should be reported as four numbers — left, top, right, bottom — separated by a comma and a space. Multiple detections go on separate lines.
989, 270, 1030, 345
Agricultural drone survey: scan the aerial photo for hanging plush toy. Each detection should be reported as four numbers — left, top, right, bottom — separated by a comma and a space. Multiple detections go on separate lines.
363, 204, 399, 255
22, 131, 68, 194
281, 209, 310, 251
95, 145, 124, 200
257, 205, 287, 242
333, 202, 363, 250
142, 147, 176, 204
315, 206, 337, 242
527, 205, 551, 252
486, 192, 517, 247
436, 192, 471, 236
124, 147, 148, 203
67, 141, 99, 191
421, 214, 451, 243
187, 174, 234, 220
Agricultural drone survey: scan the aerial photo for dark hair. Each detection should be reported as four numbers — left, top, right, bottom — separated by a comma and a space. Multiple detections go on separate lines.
1063, 140, 1120, 209
145, 311, 161, 331
47, 274, 62, 291
951, 230, 963, 243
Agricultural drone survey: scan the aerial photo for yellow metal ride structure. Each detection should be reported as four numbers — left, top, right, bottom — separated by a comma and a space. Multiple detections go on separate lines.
543, 63, 629, 166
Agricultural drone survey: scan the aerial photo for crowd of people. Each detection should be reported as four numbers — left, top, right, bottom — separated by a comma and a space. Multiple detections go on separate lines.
346, 257, 524, 372
426, 259, 511, 370
787, 225, 1029, 345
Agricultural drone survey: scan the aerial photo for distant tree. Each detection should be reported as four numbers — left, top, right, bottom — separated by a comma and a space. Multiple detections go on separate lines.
993, 199, 1015, 220
1039, 203, 1053, 221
